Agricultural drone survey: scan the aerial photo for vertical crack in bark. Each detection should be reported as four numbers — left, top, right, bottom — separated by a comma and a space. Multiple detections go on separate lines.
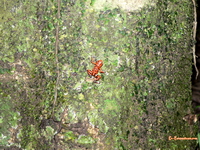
51, 0, 61, 149
52, 0, 61, 118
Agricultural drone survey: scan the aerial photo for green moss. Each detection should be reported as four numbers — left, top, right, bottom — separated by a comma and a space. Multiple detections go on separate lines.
64, 131, 77, 141
77, 135, 95, 144
102, 99, 119, 116
0, 94, 21, 146
41, 126, 54, 140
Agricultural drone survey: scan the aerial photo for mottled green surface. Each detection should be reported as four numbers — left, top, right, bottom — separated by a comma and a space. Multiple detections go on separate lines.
0, 0, 196, 149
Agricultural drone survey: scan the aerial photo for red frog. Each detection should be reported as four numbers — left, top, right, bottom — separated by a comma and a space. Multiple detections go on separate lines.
87, 59, 105, 81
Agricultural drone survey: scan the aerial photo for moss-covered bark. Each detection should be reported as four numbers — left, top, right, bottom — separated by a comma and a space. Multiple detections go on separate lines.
0, 0, 195, 149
